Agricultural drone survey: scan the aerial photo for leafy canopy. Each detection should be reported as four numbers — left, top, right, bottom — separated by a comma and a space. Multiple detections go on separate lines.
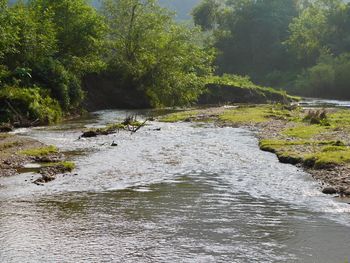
102, 0, 214, 107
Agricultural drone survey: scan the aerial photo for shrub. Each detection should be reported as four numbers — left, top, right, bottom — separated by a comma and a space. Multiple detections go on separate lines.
0, 86, 62, 124
303, 110, 329, 125
294, 53, 350, 98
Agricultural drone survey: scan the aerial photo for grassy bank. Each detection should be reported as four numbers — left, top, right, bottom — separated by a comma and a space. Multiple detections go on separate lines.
199, 75, 299, 105
160, 104, 350, 194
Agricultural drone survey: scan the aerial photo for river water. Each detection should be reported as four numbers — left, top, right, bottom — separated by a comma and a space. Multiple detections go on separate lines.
1, 109, 350, 262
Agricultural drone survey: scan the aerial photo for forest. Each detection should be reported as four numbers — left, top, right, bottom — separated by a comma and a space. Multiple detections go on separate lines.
193, 0, 350, 98
1, 0, 350, 125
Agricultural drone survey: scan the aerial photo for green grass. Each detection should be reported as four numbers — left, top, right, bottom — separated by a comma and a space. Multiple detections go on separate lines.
328, 109, 350, 127
321, 145, 346, 152
219, 106, 269, 123
259, 139, 311, 152
305, 149, 350, 168
283, 124, 330, 139
42, 161, 75, 171
160, 110, 199, 122
260, 138, 350, 168
20, 145, 58, 157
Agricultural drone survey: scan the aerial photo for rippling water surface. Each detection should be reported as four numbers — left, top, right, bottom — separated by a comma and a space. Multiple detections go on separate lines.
1, 109, 350, 262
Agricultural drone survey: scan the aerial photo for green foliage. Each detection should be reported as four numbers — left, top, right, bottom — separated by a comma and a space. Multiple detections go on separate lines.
102, 0, 214, 107
191, 0, 350, 98
192, 0, 220, 30
0, 0, 17, 63
32, 58, 83, 109
207, 75, 292, 98
31, 0, 107, 75
204, 74, 299, 104
193, 0, 299, 82
294, 53, 350, 98
0, 86, 62, 124
285, 3, 329, 65
0, 0, 107, 123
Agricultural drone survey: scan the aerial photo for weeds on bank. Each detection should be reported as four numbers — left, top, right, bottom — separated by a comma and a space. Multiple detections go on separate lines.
42, 161, 75, 172
160, 110, 199, 122
19, 145, 58, 157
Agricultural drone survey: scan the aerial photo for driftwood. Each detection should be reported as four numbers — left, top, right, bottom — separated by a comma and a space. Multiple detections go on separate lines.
80, 115, 148, 138
127, 119, 148, 133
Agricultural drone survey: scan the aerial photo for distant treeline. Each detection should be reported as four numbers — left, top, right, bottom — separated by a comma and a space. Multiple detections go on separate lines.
0, 0, 213, 124
193, 0, 350, 99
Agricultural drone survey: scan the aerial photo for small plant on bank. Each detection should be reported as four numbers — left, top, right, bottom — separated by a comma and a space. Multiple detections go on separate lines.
42, 161, 75, 172
19, 145, 58, 157
303, 109, 330, 126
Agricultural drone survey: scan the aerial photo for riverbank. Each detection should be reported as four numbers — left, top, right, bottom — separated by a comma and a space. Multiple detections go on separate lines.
160, 104, 350, 196
0, 133, 74, 183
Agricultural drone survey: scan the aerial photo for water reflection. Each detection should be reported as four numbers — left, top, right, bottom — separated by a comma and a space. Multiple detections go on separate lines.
1, 174, 350, 262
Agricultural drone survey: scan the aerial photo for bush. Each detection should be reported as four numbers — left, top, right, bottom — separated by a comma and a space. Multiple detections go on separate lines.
294, 53, 350, 98
32, 59, 84, 110
0, 86, 62, 124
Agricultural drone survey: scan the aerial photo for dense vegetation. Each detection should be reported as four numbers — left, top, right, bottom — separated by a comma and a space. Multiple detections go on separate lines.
192, 0, 350, 99
0, 0, 106, 124
0, 0, 213, 124
3, 0, 350, 126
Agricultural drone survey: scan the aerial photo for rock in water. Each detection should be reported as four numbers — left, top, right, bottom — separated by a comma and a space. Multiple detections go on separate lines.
322, 187, 337, 195
81, 130, 98, 138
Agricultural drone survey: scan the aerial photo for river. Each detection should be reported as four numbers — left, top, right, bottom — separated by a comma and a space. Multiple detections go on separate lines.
1, 107, 350, 262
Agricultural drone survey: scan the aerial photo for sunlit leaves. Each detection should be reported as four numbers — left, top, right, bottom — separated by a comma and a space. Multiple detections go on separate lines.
102, 0, 214, 107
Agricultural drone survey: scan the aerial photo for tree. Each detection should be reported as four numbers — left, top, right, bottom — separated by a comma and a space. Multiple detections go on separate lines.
193, 0, 299, 84
102, 0, 214, 107
285, 1, 332, 66
0, 0, 15, 61
31, 0, 107, 76
192, 0, 220, 30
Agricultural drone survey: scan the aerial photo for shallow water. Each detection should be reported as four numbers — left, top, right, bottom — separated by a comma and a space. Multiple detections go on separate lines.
1, 109, 350, 262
